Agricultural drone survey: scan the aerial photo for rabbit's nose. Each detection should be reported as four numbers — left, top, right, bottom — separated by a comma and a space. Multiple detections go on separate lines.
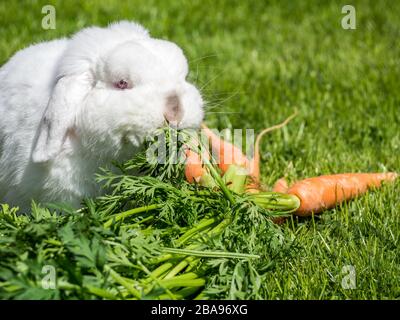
164, 93, 183, 126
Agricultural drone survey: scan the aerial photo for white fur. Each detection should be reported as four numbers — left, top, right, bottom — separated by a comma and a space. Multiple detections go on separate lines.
0, 21, 204, 211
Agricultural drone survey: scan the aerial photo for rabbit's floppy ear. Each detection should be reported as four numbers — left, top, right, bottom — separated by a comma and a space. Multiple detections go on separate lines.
32, 73, 91, 163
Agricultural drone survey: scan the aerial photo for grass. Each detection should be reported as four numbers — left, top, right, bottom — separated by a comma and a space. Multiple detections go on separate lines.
0, 0, 399, 299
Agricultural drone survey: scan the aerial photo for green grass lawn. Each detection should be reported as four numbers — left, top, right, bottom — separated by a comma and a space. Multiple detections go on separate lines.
0, 0, 399, 299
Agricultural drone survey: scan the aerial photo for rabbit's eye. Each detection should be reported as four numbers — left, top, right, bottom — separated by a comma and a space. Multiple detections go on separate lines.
115, 79, 130, 90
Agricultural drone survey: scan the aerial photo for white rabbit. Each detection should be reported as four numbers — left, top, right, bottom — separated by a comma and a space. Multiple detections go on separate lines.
0, 21, 204, 211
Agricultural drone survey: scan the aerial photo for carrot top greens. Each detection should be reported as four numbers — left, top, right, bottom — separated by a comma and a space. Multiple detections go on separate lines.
0, 127, 298, 299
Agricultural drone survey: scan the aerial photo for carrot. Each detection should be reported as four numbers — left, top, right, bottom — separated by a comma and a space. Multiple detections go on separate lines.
184, 148, 205, 183
287, 172, 398, 216
195, 117, 398, 219
250, 111, 298, 183
200, 124, 250, 173
200, 124, 257, 192
243, 111, 298, 193
200, 112, 297, 193
183, 140, 219, 188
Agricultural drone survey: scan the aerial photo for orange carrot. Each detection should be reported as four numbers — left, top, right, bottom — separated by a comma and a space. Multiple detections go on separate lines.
201, 124, 250, 173
200, 113, 296, 192
243, 112, 298, 193
287, 172, 398, 216
250, 111, 298, 183
183, 144, 218, 188
184, 148, 204, 183
200, 124, 257, 192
